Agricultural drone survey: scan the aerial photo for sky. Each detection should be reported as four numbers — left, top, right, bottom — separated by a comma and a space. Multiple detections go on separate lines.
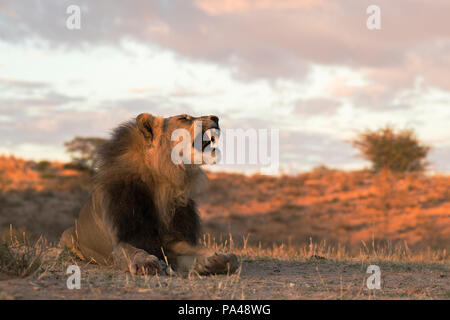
1, 0, 450, 174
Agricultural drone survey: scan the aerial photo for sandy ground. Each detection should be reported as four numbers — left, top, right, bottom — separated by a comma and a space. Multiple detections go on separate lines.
1, 256, 448, 300
1, 160, 449, 300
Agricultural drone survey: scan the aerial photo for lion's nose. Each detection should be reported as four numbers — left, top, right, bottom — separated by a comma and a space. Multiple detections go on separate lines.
209, 115, 219, 125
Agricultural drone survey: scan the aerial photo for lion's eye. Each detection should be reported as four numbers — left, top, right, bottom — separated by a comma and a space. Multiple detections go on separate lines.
178, 115, 190, 121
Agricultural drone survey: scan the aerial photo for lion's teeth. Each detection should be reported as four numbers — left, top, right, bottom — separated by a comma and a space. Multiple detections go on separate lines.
204, 129, 220, 148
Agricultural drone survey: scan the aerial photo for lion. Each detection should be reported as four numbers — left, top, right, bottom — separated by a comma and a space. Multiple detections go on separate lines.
60, 113, 239, 275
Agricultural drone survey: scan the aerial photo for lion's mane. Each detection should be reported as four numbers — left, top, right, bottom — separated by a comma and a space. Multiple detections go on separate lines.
93, 118, 206, 258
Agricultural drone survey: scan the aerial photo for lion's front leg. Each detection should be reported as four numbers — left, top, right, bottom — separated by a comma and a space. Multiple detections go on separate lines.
112, 242, 162, 275
166, 241, 239, 275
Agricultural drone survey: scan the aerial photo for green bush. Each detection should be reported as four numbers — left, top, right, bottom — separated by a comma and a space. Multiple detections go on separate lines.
353, 126, 430, 173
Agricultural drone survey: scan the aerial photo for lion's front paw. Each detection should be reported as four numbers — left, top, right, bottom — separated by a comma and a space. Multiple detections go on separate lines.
130, 252, 162, 275
195, 253, 239, 275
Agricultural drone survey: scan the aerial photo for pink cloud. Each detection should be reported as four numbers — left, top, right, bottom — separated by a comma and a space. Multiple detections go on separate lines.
194, 0, 322, 15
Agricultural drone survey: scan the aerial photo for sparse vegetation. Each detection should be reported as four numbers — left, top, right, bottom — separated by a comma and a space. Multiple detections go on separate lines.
64, 137, 107, 173
353, 126, 430, 173
0, 228, 45, 278
34, 160, 52, 172
0, 233, 448, 299
0, 155, 448, 299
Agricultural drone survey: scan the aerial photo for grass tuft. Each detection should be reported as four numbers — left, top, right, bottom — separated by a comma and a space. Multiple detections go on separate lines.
0, 226, 45, 278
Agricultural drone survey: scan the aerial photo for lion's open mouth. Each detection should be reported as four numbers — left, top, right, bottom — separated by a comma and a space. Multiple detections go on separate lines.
193, 127, 220, 152
202, 130, 219, 151
204, 127, 220, 152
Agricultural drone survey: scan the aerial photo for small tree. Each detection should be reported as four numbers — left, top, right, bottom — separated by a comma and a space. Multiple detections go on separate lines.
353, 126, 430, 173
64, 137, 107, 173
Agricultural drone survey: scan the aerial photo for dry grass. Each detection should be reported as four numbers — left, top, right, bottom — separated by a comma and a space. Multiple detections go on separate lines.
0, 226, 46, 278
0, 230, 448, 300
201, 233, 448, 265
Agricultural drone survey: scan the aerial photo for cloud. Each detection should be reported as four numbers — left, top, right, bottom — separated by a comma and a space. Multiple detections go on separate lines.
325, 72, 415, 112
97, 96, 196, 117
1, 1, 450, 172
0, 91, 86, 126
294, 98, 342, 116
0, 92, 84, 110
0, 108, 119, 146
0, 78, 49, 90
0, 94, 198, 149
429, 146, 450, 173
2, 0, 449, 85
194, 0, 322, 15
280, 130, 361, 166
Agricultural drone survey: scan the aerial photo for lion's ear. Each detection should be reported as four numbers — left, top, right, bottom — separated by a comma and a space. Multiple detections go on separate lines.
136, 113, 154, 140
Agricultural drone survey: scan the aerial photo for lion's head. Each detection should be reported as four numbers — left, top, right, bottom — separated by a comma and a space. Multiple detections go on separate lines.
136, 113, 220, 167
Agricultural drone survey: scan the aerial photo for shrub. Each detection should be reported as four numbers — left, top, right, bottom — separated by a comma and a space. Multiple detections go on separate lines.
64, 137, 107, 173
34, 160, 52, 172
353, 126, 430, 173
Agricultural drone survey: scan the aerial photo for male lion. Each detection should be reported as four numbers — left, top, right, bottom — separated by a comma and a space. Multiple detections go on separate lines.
60, 113, 238, 275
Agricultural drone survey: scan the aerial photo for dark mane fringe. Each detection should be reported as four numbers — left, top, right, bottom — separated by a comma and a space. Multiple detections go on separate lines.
96, 121, 137, 171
